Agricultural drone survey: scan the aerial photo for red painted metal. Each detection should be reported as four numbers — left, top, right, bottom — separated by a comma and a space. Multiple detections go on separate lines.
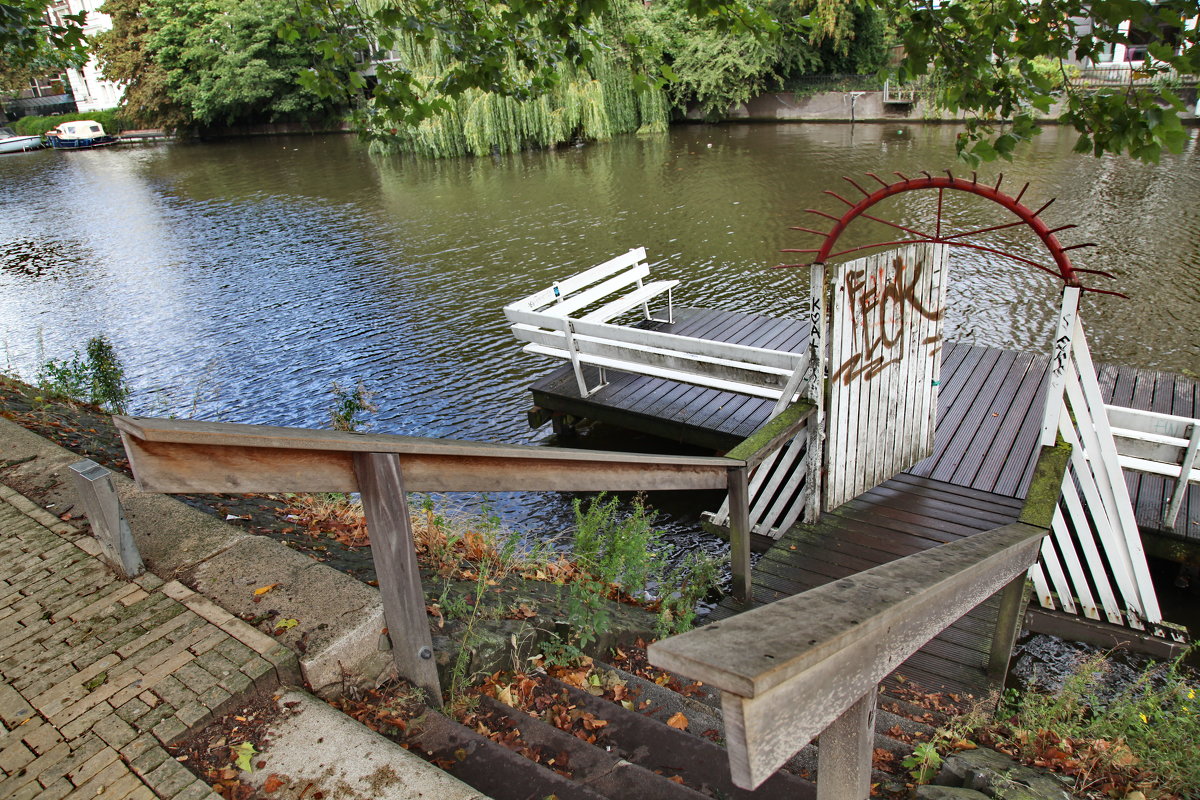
800, 173, 1085, 288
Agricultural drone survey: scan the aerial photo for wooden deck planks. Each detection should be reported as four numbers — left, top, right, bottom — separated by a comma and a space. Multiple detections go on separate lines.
523, 306, 1200, 700
528, 306, 1197, 538
712, 473, 1021, 696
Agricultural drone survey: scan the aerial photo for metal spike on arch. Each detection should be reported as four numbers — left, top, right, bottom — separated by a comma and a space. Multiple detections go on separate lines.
770, 171, 1172, 636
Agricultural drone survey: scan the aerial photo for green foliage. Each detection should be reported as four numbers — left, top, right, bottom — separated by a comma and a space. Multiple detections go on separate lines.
896, 0, 1200, 164
997, 651, 1200, 796
362, 4, 670, 157
550, 494, 723, 662
328, 380, 378, 432
901, 741, 943, 783
95, 0, 190, 130
11, 110, 126, 136
36, 335, 130, 413
145, 0, 337, 127
0, 0, 86, 77
85, 336, 130, 414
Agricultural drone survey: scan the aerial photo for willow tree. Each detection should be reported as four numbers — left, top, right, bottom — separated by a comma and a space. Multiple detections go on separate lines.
291, 0, 1200, 165
348, 3, 669, 157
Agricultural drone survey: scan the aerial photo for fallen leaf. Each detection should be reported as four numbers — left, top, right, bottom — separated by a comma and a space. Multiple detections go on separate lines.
274, 618, 299, 631
668, 775, 684, 784
263, 774, 284, 793
83, 671, 108, 691
232, 742, 257, 772
666, 712, 688, 730
254, 584, 279, 596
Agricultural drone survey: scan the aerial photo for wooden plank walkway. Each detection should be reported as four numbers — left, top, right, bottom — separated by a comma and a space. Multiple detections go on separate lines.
709, 472, 1024, 695
530, 309, 1200, 540
525, 307, 1199, 696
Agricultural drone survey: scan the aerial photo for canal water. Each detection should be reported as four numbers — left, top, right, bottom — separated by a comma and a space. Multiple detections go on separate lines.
1, 123, 1198, 551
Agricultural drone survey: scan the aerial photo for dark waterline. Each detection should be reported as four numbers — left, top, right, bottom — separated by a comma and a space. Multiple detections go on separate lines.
1, 124, 1197, 551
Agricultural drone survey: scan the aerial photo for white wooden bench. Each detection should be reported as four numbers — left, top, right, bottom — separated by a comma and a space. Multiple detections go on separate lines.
1105, 404, 1200, 529
504, 248, 808, 400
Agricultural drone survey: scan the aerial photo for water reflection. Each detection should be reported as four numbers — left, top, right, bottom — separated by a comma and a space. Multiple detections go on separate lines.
0, 124, 1197, 545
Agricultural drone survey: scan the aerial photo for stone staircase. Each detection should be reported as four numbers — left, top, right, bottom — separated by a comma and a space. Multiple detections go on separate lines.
399, 657, 943, 800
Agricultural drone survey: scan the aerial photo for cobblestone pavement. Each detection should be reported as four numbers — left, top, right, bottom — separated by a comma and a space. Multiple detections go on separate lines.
0, 483, 300, 800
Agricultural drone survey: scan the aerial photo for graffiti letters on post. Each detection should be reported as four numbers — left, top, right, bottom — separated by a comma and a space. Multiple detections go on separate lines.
831, 252, 944, 386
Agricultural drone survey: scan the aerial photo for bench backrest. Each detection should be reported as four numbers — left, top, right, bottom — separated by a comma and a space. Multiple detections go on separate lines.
1107, 405, 1199, 473
504, 247, 649, 322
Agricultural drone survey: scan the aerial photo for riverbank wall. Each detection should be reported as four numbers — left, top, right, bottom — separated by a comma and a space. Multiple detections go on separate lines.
685, 89, 1200, 124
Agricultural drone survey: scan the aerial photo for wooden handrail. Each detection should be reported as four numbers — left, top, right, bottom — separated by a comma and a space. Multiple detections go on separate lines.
113, 416, 740, 494
648, 521, 1046, 789
113, 416, 754, 703
648, 442, 1071, 796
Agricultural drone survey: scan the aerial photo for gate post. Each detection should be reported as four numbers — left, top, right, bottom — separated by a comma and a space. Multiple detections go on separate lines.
805, 261, 826, 523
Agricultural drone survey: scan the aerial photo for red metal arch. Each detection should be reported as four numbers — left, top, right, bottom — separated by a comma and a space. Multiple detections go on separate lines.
782, 171, 1117, 295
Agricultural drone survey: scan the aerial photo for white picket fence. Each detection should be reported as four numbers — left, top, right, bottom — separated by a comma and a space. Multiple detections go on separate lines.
1030, 288, 1173, 636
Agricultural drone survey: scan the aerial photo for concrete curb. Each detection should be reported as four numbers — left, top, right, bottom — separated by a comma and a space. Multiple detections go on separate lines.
242, 690, 489, 800
0, 416, 394, 695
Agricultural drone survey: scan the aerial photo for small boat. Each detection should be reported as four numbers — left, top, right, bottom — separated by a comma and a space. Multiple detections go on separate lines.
0, 127, 45, 154
45, 120, 118, 150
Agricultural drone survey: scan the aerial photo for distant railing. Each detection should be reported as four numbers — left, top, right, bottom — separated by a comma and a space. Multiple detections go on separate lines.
780, 74, 887, 96
1075, 64, 1198, 86
112, 414, 806, 699
648, 442, 1070, 799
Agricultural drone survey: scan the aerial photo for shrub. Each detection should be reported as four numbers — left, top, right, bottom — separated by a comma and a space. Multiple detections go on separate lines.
11, 109, 128, 137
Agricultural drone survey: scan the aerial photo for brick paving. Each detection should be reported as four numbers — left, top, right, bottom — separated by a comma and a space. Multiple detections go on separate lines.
0, 483, 300, 800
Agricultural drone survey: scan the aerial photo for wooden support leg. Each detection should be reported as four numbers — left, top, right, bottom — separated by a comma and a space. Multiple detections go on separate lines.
728, 465, 752, 607
817, 686, 877, 800
69, 459, 143, 578
988, 574, 1029, 680
354, 452, 442, 705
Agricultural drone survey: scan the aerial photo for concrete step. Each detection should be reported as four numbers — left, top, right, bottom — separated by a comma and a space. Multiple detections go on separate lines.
242, 689, 490, 800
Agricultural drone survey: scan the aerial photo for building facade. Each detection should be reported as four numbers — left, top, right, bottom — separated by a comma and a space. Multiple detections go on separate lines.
48, 0, 124, 112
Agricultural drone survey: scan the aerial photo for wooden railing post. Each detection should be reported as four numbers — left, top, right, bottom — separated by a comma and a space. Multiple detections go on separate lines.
728, 465, 752, 606
817, 685, 877, 800
353, 452, 442, 705
69, 459, 143, 578
988, 575, 1028, 680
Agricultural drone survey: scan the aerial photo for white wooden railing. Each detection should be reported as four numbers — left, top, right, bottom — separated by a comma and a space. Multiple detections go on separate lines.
1105, 405, 1200, 530
1033, 287, 1175, 638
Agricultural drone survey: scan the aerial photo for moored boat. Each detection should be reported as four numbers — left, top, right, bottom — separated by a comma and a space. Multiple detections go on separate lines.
45, 120, 118, 150
0, 127, 45, 154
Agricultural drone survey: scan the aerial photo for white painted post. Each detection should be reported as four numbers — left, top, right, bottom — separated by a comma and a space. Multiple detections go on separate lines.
69, 459, 143, 578
806, 261, 826, 523
1040, 287, 1081, 447
817, 685, 877, 800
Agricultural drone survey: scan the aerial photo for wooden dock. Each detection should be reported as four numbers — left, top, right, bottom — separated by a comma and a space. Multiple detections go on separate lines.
528, 306, 1200, 695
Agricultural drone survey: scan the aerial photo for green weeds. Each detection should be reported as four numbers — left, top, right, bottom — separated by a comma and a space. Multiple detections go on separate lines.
995, 650, 1200, 797
35, 335, 130, 413
329, 380, 377, 432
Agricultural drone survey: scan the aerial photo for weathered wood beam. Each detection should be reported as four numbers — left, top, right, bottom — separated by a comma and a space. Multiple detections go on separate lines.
354, 453, 442, 703
114, 417, 738, 494
816, 687, 876, 800
649, 521, 1047, 789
